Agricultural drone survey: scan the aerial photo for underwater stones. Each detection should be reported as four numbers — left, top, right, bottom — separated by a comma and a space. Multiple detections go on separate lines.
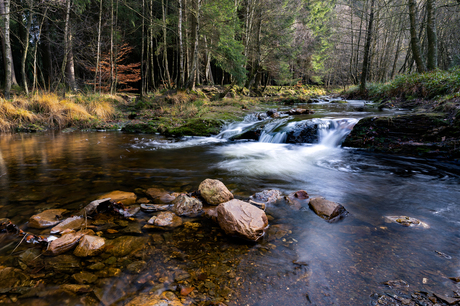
28, 209, 67, 229
98, 190, 137, 205
198, 179, 234, 205
126, 260, 147, 274
44, 231, 85, 256
50, 216, 85, 234
125, 291, 183, 306
384, 216, 429, 228
172, 194, 203, 216
105, 236, 148, 257
73, 235, 106, 257
72, 271, 98, 284
284, 108, 314, 115
45, 255, 81, 272
145, 211, 183, 230
216, 199, 268, 241
285, 190, 310, 210
0, 267, 31, 294
80, 198, 111, 215
60, 284, 92, 294
309, 197, 348, 221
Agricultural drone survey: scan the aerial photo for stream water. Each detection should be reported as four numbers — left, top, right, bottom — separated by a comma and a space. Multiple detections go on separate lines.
0, 98, 459, 305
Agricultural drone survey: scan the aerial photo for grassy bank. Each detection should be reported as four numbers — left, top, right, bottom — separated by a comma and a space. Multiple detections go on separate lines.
0, 85, 327, 135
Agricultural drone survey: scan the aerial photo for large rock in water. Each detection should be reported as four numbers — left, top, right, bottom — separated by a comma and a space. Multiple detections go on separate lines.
74, 235, 106, 257
145, 211, 183, 230
172, 194, 203, 216
286, 122, 319, 144
216, 199, 268, 241
98, 190, 137, 205
28, 209, 67, 229
50, 216, 85, 234
198, 179, 234, 205
44, 230, 85, 256
249, 189, 281, 205
285, 190, 310, 210
309, 197, 347, 221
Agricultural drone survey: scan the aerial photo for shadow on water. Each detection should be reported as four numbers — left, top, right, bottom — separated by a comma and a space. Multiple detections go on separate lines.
0, 101, 459, 305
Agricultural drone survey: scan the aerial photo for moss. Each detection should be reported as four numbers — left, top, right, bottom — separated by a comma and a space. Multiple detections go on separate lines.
167, 119, 223, 137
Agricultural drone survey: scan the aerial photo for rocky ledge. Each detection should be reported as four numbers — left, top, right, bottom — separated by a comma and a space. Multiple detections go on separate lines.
343, 113, 460, 159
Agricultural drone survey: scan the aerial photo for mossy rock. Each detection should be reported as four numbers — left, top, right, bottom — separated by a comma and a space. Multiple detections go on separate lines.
167, 118, 223, 137
122, 122, 158, 133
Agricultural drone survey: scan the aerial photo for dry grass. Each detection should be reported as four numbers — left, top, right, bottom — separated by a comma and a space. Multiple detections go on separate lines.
86, 100, 115, 120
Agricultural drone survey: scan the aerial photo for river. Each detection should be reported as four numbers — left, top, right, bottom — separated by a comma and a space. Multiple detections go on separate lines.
0, 98, 459, 305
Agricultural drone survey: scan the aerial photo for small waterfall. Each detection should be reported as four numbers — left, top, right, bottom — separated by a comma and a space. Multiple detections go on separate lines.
317, 119, 358, 147
259, 131, 287, 143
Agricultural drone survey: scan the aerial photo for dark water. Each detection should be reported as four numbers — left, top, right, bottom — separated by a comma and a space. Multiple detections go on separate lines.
0, 100, 459, 305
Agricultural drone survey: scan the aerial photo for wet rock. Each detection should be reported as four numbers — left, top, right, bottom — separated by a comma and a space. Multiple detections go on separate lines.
125, 292, 183, 306
73, 235, 106, 257
216, 199, 269, 241
98, 191, 137, 205
80, 198, 111, 216
434, 293, 460, 305
449, 277, 460, 283
266, 224, 291, 241
267, 109, 280, 118
286, 122, 319, 144
72, 271, 98, 284
140, 203, 172, 212
384, 216, 429, 228
87, 262, 105, 271
126, 261, 147, 274
250, 189, 281, 206
60, 284, 92, 294
232, 129, 262, 141
28, 209, 67, 229
284, 108, 314, 115
285, 190, 310, 210
0, 267, 31, 294
105, 236, 148, 257
309, 197, 348, 221
120, 222, 143, 234
145, 211, 183, 230
198, 179, 234, 205
50, 216, 85, 234
172, 194, 203, 216
137, 197, 150, 204
203, 207, 218, 222
45, 255, 81, 272
145, 188, 177, 204
44, 231, 85, 256
18, 248, 43, 269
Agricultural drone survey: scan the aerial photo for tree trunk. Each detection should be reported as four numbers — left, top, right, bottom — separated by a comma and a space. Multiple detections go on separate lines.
162, 0, 171, 87
408, 0, 426, 73
178, 0, 184, 88
186, 0, 200, 90
95, 0, 103, 92
360, 0, 375, 92
21, 0, 33, 95
2, 0, 12, 98
426, 0, 437, 70
66, 31, 77, 91
33, 6, 48, 92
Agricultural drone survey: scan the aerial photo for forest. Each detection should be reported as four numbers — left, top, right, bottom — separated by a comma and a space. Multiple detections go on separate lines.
0, 0, 459, 99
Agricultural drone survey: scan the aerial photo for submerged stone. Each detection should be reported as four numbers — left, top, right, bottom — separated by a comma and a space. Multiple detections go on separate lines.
384, 216, 429, 228
98, 190, 137, 205
72, 271, 98, 284
126, 261, 147, 274
140, 203, 172, 212
285, 190, 310, 210
73, 235, 106, 257
50, 216, 85, 234
45, 255, 81, 272
249, 189, 281, 205
309, 197, 348, 221
217, 199, 268, 241
44, 231, 85, 256
145, 188, 177, 204
104, 236, 148, 257
28, 209, 67, 229
0, 267, 31, 294
198, 179, 233, 205
145, 211, 183, 230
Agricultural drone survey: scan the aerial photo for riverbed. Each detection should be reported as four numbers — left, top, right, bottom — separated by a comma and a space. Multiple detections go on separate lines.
0, 99, 459, 305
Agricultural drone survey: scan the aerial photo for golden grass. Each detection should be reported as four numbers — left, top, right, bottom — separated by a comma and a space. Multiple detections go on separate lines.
86, 100, 116, 120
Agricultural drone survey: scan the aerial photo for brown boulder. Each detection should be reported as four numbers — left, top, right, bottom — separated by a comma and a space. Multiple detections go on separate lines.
198, 179, 233, 205
172, 194, 203, 216
216, 199, 268, 241
145, 188, 177, 204
28, 209, 67, 229
98, 191, 137, 205
145, 211, 183, 230
249, 189, 281, 205
74, 235, 106, 257
309, 197, 347, 221
44, 231, 85, 256
285, 190, 309, 210
50, 216, 85, 234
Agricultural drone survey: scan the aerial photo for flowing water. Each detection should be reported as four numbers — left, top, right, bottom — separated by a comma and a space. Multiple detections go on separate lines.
0, 99, 459, 305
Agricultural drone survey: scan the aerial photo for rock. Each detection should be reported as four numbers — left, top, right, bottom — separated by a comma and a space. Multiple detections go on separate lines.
105, 236, 148, 257
87, 262, 105, 271
231, 129, 262, 141
126, 261, 147, 274
60, 284, 93, 294
145, 212, 183, 230
28, 209, 67, 229
44, 231, 85, 256
120, 222, 143, 234
434, 293, 460, 305
140, 203, 172, 212
125, 292, 183, 306
203, 207, 218, 222
216, 199, 269, 241
45, 255, 81, 272
286, 121, 319, 144
198, 179, 233, 205
172, 194, 203, 216
137, 197, 150, 204
18, 248, 43, 269
0, 267, 31, 294
249, 189, 281, 205
80, 198, 111, 216
145, 188, 177, 204
285, 108, 314, 115
72, 271, 98, 284
98, 191, 137, 205
309, 197, 348, 221
285, 190, 309, 210
50, 216, 85, 234
384, 216, 430, 228
73, 235, 106, 257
